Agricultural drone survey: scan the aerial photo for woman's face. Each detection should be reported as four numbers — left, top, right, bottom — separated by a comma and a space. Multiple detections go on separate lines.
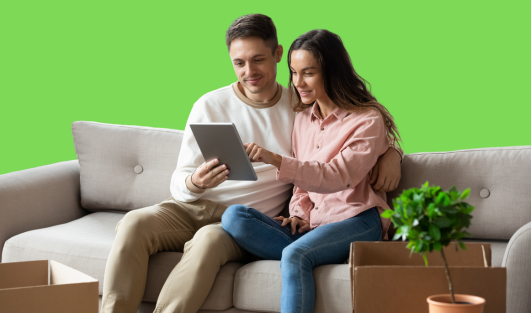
290, 49, 326, 105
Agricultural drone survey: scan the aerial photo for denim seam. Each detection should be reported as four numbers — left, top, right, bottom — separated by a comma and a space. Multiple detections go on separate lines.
302, 221, 380, 259
245, 210, 295, 243
293, 219, 380, 313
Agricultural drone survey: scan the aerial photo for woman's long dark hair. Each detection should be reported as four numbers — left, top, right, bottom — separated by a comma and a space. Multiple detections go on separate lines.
288, 29, 401, 148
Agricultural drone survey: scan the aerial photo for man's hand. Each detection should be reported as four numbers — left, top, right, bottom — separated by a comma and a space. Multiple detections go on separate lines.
273, 216, 311, 235
244, 143, 282, 168
369, 147, 402, 192
191, 159, 229, 189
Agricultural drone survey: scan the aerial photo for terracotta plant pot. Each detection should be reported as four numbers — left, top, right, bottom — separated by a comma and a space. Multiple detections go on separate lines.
427, 294, 485, 313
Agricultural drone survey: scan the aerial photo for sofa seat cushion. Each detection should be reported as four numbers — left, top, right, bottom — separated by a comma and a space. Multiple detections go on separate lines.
233, 260, 351, 313
2, 212, 243, 310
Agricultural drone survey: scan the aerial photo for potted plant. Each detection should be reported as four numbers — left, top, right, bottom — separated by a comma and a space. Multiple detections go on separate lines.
381, 181, 486, 313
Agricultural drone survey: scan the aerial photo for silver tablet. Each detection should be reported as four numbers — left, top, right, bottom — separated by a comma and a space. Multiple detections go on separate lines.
190, 123, 258, 181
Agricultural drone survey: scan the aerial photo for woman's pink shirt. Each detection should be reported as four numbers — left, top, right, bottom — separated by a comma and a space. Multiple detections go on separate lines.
277, 104, 391, 239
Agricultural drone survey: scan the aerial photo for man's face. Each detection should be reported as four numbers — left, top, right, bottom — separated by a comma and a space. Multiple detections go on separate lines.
229, 37, 283, 95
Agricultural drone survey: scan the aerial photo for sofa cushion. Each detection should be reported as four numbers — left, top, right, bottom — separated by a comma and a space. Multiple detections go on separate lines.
2, 212, 242, 310
72, 121, 184, 212
387, 146, 531, 240
233, 260, 351, 313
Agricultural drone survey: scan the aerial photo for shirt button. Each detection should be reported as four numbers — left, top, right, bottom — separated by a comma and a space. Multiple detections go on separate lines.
314, 207, 318, 210
321, 127, 325, 131
317, 145, 320, 149
347, 184, 350, 188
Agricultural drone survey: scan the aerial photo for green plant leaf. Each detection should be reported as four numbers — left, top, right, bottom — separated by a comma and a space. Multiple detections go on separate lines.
415, 240, 424, 253
408, 229, 419, 239
423, 253, 428, 266
433, 217, 452, 228
433, 242, 442, 252
427, 203, 436, 218
429, 224, 441, 241
450, 191, 458, 201
393, 232, 403, 241
460, 204, 475, 214
391, 216, 404, 227
381, 209, 395, 218
458, 241, 467, 250
435, 193, 445, 205
460, 188, 470, 199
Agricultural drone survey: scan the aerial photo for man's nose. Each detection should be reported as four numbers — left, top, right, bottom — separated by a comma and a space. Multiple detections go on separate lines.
244, 63, 256, 76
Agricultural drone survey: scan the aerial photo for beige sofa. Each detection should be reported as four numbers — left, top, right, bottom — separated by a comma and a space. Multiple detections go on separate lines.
1, 121, 530, 313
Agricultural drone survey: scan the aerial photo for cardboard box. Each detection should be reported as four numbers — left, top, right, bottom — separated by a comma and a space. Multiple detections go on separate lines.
349, 242, 506, 313
0, 260, 99, 313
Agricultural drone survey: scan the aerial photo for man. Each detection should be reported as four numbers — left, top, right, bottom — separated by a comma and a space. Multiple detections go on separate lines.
101, 13, 402, 313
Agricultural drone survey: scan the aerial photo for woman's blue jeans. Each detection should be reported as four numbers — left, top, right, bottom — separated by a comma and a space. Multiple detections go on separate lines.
222, 205, 382, 313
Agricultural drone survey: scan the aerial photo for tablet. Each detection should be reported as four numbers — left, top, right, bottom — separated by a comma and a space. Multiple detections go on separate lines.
190, 123, 258, 181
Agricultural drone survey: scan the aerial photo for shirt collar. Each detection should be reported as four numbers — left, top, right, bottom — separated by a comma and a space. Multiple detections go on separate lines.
310, 103, 349, 123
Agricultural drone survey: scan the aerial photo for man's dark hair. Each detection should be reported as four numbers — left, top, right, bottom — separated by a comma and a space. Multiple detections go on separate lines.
226, 14, 278, 55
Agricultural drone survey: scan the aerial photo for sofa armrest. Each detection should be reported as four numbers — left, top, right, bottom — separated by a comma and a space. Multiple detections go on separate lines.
502, 221, 531, 313
0, 160, 87, 262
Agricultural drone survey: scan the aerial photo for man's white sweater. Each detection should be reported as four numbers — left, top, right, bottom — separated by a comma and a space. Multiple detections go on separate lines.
170, 82, 295, 217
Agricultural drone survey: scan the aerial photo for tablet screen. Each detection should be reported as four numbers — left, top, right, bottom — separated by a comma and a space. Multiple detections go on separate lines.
190, 123, 258, 181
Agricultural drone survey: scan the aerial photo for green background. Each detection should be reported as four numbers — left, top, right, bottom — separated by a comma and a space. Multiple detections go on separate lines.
1, 0, 529, 175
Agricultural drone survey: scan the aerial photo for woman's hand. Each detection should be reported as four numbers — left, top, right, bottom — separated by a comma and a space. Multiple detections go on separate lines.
273, 216, 311, 235
244, 143, 283, 168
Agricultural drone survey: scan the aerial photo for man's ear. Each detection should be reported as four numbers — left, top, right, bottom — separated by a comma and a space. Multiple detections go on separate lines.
275, 45, 283, 63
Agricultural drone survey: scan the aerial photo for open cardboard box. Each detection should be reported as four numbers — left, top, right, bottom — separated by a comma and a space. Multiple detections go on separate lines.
349, 242, 506, 313
0, 260, 99, 313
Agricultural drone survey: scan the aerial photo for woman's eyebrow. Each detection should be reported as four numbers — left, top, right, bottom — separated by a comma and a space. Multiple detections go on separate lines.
302, 67, 316, 71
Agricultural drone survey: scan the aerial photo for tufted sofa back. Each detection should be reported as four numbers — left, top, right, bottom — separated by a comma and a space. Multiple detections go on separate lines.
73, 121, 531, 240
387, 146, 531, 240
72, 121, 184, 212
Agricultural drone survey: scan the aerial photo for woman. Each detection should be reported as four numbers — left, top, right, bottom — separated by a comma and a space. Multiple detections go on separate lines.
222, 29, 401, 313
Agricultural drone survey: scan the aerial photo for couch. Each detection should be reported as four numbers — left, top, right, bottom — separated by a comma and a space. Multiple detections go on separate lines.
1, 121, 530, 313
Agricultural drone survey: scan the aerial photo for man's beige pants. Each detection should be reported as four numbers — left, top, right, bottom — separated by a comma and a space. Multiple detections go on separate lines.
100, 197, 249, 313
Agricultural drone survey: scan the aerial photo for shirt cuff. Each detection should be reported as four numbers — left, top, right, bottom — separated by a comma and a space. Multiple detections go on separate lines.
276, 155, 298, 184
290, 206, 310, 223
185, 174, 206, 194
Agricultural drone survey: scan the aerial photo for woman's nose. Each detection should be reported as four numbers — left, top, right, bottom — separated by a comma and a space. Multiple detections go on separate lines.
294, 75, 304, 88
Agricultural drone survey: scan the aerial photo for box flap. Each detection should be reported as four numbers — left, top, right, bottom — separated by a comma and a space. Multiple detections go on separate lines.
50, 260, 98, 285
0, 260, 48, 290
0, 260, 99, 313
0, 282, 99, 313
350, 241, 491, 268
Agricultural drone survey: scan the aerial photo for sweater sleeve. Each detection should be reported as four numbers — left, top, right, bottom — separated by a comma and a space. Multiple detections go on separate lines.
278, 111, 389, 194
170, 99, 211, 202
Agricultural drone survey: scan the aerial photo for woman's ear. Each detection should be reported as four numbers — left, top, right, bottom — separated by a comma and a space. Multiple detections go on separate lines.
275, 45, 284, 63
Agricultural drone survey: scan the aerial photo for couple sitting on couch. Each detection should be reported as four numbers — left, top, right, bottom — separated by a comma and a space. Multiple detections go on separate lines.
101, 13, 403, 313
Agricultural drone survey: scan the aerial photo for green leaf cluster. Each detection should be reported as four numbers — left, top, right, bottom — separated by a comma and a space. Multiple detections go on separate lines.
381, 181, 474, 266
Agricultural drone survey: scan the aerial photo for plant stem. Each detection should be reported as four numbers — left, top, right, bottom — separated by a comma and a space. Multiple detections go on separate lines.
440, 248, 455, 304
